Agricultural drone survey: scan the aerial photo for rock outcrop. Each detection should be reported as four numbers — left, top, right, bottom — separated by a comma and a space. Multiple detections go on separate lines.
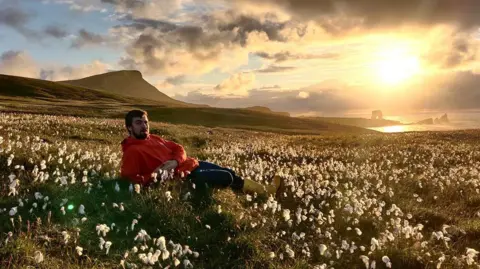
371, 110, 383, 120
434, 113, 449, 124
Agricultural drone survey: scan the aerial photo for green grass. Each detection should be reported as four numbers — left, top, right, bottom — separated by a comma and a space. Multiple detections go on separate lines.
3, 113, 480, 268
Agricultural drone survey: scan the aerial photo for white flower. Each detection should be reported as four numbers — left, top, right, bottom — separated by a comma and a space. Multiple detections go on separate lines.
370, 238, 380, 251
156, 236, 166, 250
134, 229, 151, 243
75, 246, 83, 256
34, 192, 43, 200
131, 219, 138, 231
355, 228, 362, 236
81, 217, 87, 223
174, 257, 180, 267
319, 244, 327, 256
9, 207, 17, 216
360, 255, 369, 269
105, 241, 112, 255
205, 225, 211, 230
466, 248, 479, 265
165, 191, 173, 202
437, 253, 446, 269
78, 204, 85, 215
34, 250, 44, 263
183, 259, 193, 268
96, 224, 110, 237
285, 245, 294, 258
382, 256, 391, 268
61, 231, 70, 244
162, 249, 170, 260
269, 252, 275, 259
115, 182, 120, 192
134, 184, 141, 194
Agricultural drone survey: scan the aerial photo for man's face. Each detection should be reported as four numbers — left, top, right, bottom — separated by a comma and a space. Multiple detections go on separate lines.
128, 115, 149, 139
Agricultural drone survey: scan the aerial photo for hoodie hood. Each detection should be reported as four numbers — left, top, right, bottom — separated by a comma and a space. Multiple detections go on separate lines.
121, 135, 151, 152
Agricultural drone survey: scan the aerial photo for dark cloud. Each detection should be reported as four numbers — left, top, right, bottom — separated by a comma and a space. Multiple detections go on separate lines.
420, 71, 480, 110
175, 85, 355, 113
0, 6, 39, 39
175, 70, 480, 113
115, 15, 177, 31
118, 13, 302, 75
216, 15, 287, 46
44, 25, 68, 39
0, 6, 30, 28
255, 51, 339, 63
238, 0, 480, 31
422, 33, 478, 70
101, 0, 145, 9
165, 75, 186, 85
256, 65, 296, 73
71, 29, 107, 48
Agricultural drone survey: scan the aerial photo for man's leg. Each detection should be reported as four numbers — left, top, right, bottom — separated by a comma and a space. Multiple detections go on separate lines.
191, 161, 244, 190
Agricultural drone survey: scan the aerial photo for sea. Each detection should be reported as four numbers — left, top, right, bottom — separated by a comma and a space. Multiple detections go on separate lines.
355, 110, 480, 133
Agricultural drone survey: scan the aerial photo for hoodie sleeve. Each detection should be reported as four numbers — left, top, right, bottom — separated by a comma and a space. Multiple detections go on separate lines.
120, 148, 151, 184
162, 139, 187, 164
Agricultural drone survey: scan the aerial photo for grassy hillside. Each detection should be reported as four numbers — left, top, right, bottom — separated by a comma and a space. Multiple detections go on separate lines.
2, 113, 480, 268
303, 116, 402, 128
60, 70, 195, 107
242, 106, 290, 117
0, 74, 158, 104
129, 107, 373, 134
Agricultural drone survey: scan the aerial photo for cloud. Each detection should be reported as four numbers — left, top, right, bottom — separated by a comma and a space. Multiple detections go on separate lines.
0, 6, 40, 39
44, 25, 68, 39
0, 50, 39, 78
235, 0, 480, 31
175, 84, 355, 113
51, 0, 185, 20
214, 72, 255, 96
155, 75, 186, 88
256, 65, 296, 73
0, 5, 68, 40
116, 12, 315, 76
71, 29, 109, 48
41, 60, 110, 81
0, 50, 109, 81
421, 31, 479, 71
255, 51, 339, 63
418, 71, 480, 110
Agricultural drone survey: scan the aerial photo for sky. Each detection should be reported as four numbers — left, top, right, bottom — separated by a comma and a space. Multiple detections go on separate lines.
0, 0, 480, 117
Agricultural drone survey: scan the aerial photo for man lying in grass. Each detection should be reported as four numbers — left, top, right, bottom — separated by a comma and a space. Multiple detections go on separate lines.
120, 109, 282, 197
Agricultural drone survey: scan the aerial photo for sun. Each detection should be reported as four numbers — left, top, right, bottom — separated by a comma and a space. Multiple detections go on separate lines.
373, 46, 421, 85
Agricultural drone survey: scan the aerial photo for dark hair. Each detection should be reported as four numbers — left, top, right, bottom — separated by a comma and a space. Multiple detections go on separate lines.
125, 109, 148, 128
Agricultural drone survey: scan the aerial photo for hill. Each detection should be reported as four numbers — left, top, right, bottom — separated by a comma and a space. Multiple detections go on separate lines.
242, 106, 290, 117
60, 70, 198, 107
0, 74, 151, 104
302, 116, 402, 128
0, 73, 376, 135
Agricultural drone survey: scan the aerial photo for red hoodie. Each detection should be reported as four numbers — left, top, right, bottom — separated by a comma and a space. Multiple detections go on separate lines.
120, 134, 199, 185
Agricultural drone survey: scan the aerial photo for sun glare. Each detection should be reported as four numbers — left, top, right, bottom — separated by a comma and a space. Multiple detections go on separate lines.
373, 46, 421, 85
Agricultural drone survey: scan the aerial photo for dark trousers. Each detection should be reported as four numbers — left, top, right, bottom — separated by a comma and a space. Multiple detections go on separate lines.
187, 161, 244, 190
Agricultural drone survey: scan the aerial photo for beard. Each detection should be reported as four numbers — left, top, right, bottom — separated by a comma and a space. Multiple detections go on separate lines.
132, 130, 148, 139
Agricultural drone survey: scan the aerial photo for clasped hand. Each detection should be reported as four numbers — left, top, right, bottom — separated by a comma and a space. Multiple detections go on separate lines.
155, 160, 178, 173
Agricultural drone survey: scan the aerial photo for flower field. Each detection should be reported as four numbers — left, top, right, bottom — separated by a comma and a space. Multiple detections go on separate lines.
2, 112, 480, 269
